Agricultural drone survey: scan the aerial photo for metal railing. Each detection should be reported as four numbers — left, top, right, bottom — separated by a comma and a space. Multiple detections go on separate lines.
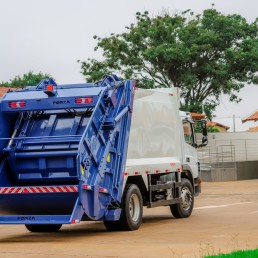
197, 138, 258, 171
198, 145, 236, 170
213, 139, 258, 162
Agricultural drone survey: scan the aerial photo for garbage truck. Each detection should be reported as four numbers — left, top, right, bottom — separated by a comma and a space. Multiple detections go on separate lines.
0, 75, 207, 232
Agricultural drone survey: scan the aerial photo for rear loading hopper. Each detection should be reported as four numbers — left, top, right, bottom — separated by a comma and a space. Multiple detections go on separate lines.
0, 75, 135, 229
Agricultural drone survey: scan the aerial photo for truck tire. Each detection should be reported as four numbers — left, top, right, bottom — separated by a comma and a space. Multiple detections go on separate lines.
104, 184, 143, 231
25, 224, 62, 232
170, 178, 194, 218
103, 220, 121, 231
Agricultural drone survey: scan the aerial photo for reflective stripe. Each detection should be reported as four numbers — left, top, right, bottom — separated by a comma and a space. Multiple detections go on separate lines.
15, 187, 21, 194
70, 186, 78, 192
0, 185, 78, 195
56, 186, 64, 193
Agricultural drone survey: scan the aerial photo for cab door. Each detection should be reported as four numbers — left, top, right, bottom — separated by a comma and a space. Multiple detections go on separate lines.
182, 121, 199, 179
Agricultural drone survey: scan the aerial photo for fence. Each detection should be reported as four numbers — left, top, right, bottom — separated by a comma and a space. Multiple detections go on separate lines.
197, 138, 258, 171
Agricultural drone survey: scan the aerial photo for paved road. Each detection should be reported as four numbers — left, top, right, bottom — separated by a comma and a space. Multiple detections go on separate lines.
0, 180, 258, 258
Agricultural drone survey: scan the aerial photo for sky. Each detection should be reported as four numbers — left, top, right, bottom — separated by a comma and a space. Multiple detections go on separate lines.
0, 0, 258, 131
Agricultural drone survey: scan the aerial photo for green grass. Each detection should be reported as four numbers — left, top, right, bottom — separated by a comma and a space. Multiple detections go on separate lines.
205, 249, 258, 257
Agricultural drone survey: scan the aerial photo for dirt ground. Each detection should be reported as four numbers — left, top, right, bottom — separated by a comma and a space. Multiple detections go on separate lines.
0, 180, 258, 258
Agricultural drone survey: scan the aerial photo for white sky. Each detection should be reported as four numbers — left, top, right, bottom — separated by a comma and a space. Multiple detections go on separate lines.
0, 0, 258, 131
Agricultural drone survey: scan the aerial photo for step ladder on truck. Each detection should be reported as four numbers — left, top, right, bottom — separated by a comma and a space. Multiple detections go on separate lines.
0, 75, 207, 232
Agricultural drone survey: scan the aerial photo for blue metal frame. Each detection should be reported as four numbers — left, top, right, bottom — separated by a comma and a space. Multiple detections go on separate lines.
0, 75, 135, 224
77, 75, 134, 221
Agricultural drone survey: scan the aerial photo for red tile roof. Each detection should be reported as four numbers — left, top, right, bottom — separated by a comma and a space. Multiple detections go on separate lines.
207, 121, 230, 130
242, 110, 258, 123
190, 112, 205, 120
247, 126, 258, 132
0, 87, 20, 98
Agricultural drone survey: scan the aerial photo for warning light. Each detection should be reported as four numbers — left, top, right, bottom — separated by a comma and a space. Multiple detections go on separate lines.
75, 97, 94, 104
8, 101, 26, 108
46, 85, 54, 91
44, 84, 56, 96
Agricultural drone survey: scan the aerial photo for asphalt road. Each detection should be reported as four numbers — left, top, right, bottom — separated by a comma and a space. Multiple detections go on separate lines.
0, 180, 257, 258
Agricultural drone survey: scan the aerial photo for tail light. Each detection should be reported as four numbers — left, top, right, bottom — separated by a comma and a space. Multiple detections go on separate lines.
8, 101, 26, 108
75, 97, 93, 104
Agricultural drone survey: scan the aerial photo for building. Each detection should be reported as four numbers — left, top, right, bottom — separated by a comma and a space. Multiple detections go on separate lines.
0, 87, 20, 98
242, 109, 258, 123
242, 109, 258, 132
247, 126, 258, 132
206, 121, 230, 132
190, 112, 205, 120
190, 112, 230, 132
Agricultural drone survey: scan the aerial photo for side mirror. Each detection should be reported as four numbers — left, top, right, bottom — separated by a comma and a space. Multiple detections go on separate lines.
198, 120, 208, 147
201, 120, 207, 136
202, 135, 208, 144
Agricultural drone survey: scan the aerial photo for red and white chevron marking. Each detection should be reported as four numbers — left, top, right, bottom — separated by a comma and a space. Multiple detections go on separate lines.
0, 185, 78, 194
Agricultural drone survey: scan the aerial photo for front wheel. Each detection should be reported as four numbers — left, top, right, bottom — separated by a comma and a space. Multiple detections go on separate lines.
104, 184, 143, 231
25, 224, 62, 232
170, 178, 194, 218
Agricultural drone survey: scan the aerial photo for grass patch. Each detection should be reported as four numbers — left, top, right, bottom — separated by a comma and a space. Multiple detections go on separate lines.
205, 249, 258, 257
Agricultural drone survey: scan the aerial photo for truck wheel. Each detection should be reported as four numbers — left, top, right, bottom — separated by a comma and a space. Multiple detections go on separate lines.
103, 220, 121, 231
170, 178, 194, 218
25, 224, 62, 232
120, 184, 143, 231
104, 184, 143, 231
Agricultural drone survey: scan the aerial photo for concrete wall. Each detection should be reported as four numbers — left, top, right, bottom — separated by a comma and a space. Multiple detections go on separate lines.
201, 168, 237, 182
236, 161, 258, 180
197, 132, 258, 181
201, 161, 258, 182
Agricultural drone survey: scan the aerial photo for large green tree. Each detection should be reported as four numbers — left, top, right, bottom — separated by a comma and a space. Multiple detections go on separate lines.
1, 71, 53, 88
79, 8, 258, 119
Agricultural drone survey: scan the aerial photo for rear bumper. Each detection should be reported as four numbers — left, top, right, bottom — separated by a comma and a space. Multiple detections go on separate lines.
0, 215, 76, 224
0, 185, 84, 224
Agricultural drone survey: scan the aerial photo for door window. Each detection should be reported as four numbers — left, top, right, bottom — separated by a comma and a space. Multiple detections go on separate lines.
183, 121, 194, 146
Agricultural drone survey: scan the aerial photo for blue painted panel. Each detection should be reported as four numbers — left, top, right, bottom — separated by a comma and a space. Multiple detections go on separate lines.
0, 215, 72, 224
0, 75, 135, 224
0, 192, 78, 215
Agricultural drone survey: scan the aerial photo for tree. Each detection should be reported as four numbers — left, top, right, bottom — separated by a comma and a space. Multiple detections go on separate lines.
79, 9, 258, 119
1, 71, 54, 88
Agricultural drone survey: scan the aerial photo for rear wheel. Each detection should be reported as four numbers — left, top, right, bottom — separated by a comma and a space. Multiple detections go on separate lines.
103, 220, 121, 231
25, 224, 62, 232
104, 184, 143, 231
170, 178, 194, 218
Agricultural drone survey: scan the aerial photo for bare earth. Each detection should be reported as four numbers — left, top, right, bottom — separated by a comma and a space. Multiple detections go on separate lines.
0, 180, 258, 258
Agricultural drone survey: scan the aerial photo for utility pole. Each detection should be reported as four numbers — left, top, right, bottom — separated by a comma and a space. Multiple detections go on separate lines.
233, 114, 236, 132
